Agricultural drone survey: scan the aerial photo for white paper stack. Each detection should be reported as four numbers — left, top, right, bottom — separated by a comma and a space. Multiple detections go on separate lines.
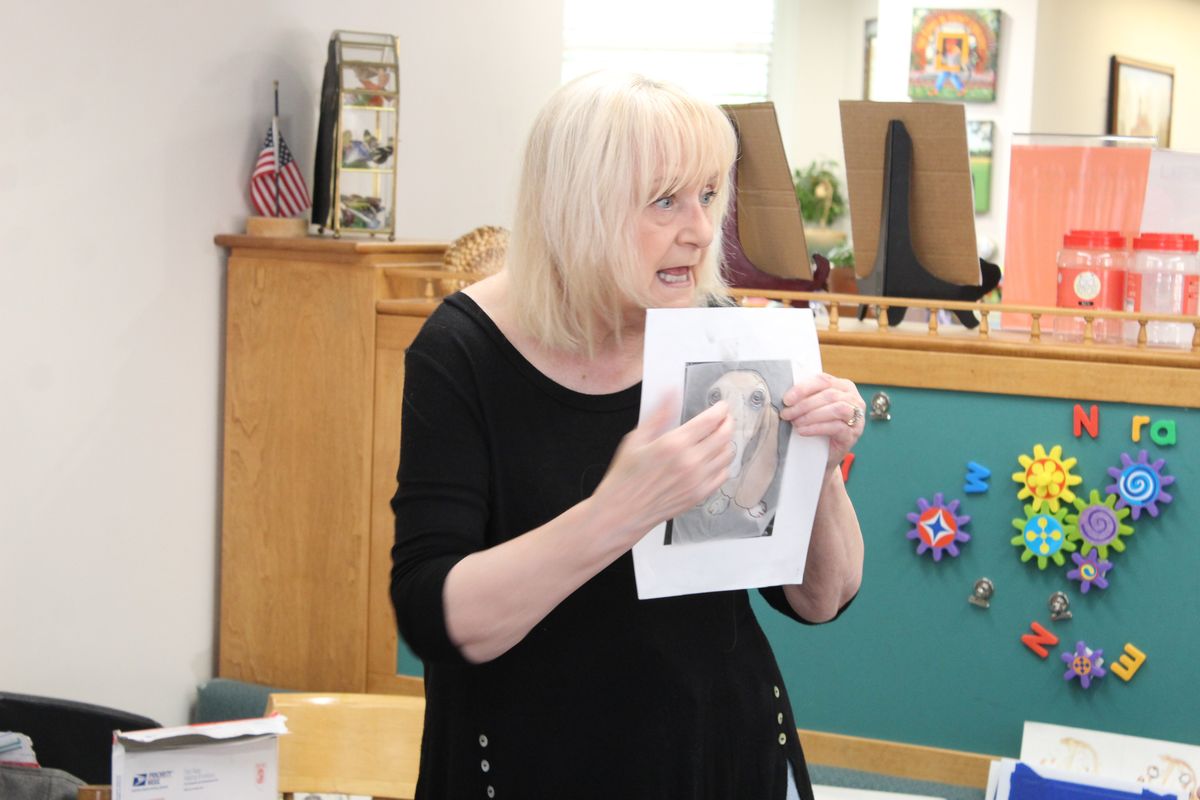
0, 732, 38, 767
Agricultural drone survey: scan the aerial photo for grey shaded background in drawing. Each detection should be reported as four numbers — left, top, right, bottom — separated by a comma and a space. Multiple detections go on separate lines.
665, 359, 793, 546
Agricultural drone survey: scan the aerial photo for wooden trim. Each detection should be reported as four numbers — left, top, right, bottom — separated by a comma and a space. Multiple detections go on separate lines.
822, 341, 1200, 407
366, 313, 429, 691
798, 728, 998, 788
366, 671, 427, 696
215, 233, 447, 255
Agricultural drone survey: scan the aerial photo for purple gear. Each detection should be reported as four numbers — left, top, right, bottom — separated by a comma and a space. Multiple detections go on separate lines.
1066, 551, 1111, 594
1062, 641, 1106, 689
1105, 450, 1174, 520
906, 492, 971, 561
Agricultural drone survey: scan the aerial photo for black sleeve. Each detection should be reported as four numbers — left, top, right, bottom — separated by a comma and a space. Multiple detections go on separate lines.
389, 318, 492, 664
757, 586, 858, 625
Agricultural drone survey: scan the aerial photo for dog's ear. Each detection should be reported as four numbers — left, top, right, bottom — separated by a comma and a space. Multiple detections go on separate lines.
735, 402, 779, 509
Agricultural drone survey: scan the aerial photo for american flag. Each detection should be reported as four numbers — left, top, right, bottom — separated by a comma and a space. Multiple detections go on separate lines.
250, 122, 311, 217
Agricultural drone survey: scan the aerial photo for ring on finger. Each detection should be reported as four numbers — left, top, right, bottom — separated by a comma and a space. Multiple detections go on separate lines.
846, 406, 864, 428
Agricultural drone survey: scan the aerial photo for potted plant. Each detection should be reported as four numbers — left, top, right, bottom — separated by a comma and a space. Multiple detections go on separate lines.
792, 159, 848, 255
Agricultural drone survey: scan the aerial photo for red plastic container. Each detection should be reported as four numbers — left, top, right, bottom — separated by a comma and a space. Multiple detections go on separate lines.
1055, 229, 1127, 341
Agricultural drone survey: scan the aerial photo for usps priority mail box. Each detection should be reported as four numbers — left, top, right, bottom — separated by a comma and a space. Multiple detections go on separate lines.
112, 715, 287, 800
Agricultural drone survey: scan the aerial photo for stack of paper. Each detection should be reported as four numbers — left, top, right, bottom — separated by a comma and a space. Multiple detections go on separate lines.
0, 732, 37, 767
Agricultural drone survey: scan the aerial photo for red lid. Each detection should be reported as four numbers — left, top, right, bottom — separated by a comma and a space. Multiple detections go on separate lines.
1132, 232, 1199, 252
1062, 229, 1126, 249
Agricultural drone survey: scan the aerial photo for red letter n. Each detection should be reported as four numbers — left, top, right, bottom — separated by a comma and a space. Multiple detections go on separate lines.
1073, 404, 1099, 439
1021, 621, 1059, 659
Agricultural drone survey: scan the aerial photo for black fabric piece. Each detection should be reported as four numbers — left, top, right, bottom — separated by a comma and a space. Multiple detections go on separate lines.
310, 37, 338, 228
390, 293, 839, 800
0, 692, 160, 785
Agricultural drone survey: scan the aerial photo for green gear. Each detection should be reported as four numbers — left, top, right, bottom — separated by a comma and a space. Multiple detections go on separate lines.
1065, 489, 1134, 559
1011, 503, 1075, 569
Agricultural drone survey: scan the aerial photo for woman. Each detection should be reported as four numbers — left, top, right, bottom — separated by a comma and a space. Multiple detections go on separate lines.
391, 71, 865, 799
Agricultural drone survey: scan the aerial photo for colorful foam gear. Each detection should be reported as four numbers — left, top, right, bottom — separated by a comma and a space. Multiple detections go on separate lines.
1105, 450, 1175, 520
1011, 504, 1076, 569
1066, 551, 1112, 594
905, 492, 971, 561
1012, 444, 1083, 513
1062, 641, 1106, 689
1065, 489, 1134, 559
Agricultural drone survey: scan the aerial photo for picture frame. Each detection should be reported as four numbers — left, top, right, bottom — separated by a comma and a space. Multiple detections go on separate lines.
966, 120, 994, 214
1107, 55, 1174, 147
863, 18, 877, 100
908, 8, 1001, 103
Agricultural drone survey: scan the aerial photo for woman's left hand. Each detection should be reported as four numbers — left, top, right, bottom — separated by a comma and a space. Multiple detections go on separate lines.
779, 372, 866, 470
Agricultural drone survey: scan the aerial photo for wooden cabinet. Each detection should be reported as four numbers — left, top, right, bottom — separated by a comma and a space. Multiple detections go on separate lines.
216, 235, 446, 694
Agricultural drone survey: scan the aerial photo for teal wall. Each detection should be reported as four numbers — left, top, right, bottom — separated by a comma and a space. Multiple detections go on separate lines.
755, 384, 1197, 757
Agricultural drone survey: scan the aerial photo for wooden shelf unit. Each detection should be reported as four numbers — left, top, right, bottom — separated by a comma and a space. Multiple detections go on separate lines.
216, 235, 447, 694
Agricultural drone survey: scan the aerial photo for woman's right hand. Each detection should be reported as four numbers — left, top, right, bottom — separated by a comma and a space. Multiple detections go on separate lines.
442, 395, 732, 663
596, 394, 735, 541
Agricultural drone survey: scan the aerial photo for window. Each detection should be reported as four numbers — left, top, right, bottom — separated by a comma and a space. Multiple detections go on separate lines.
561, 0, 776, 105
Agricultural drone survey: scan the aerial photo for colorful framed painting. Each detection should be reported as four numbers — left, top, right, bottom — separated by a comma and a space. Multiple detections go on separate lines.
967, 120, 994, 214
908, 9, 1001, 102
1107, 55, 1174, 147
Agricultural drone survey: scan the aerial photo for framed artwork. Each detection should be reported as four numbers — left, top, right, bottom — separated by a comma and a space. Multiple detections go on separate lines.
967, 120, 994, 214
1107, 55, 1174, 147
908, 9, 1001, 102
863, 18, 877, 100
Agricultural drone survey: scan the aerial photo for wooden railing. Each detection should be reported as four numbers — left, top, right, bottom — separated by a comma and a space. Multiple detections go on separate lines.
375, 271, 1199, 404
727, 288, 1200, 354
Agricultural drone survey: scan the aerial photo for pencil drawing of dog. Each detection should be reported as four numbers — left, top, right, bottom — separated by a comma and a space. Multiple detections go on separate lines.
703, 369, 780, 519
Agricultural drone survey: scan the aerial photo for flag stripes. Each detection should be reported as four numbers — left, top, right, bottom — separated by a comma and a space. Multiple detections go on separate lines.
250, 124, 311, 218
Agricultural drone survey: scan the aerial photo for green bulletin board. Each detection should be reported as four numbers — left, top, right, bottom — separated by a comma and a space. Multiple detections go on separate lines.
755, 384, 1198, 757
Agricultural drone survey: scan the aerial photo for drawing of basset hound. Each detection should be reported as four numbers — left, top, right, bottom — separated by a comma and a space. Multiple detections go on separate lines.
703, 369, 781, 519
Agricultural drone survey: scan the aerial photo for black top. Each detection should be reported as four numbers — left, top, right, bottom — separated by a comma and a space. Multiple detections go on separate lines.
390, 293, 825, 800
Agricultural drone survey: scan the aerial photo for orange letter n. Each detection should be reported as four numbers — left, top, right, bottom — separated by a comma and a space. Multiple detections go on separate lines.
1073, 404, 1099, 439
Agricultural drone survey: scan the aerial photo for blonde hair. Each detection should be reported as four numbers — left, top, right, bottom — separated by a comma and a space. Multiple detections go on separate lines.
507, 71, 738, 353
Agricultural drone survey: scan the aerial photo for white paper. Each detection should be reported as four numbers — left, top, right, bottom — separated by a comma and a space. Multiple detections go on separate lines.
632, 307, 826, 599
116, 714, 288, 744
1021, 722, 1200, 798
1140, 149, 1200, 238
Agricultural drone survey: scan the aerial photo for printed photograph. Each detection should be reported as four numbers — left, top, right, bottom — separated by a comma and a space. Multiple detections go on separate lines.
665, 360, 793, 546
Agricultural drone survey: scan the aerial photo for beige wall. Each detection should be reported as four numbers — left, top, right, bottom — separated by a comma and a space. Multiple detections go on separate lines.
0, 0, 560, 727
1033, 0, 1200, 150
